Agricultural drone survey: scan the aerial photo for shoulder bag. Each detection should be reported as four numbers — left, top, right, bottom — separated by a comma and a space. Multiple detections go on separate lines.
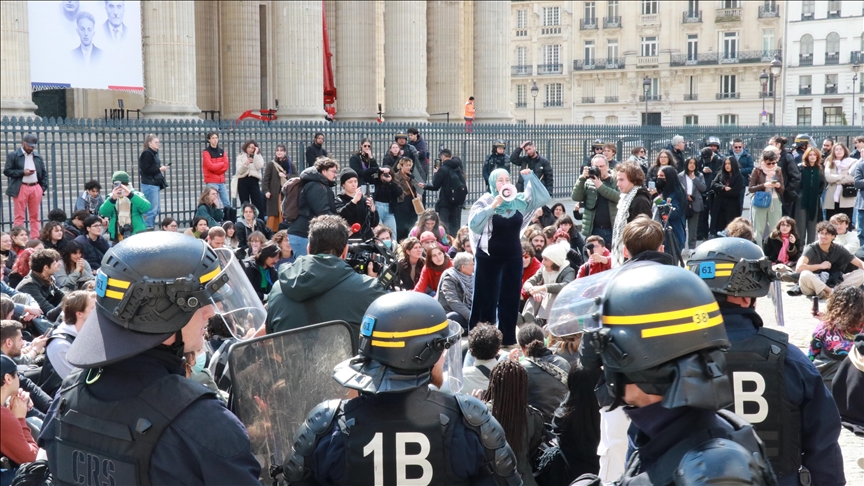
407, 179, 424, 214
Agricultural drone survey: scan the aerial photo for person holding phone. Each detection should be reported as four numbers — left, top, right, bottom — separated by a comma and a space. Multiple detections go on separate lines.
137, 133, 168, 229
98, 171, 151, 242
234, 140, 267, 219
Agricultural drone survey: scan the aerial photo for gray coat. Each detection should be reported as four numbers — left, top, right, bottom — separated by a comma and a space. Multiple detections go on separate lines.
854, 161, 864, 211
436, 268, 471, 321
678, 171, 707, 212
4, 147, 48, 197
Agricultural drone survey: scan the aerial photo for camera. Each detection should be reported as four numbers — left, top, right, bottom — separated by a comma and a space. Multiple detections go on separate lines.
346, 237, 399, 290
587, 167, 600, 178
120, 224, 132, 238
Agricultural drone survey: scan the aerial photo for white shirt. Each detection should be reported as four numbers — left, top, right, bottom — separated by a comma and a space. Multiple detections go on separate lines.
22, 151, 37, 184
461, 358, 499, 395
81, 43, 93, 65
111, 24, 124, 40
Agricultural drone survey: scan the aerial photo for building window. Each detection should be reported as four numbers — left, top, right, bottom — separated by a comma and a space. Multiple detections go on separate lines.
826, 32, 840, 64
721, 0, 740, 8
686, 75, 697, 99
516, 46, 527, 66
584, 2, 596, 21
687, 0, 699, 15
585, 41, 595, 65
545, 83, 563, 106
583, 116, 595, 124
543, 7, 560, 26
762, 29, 775, 56
584, 79, 595, 98
825, 74, 838, 94
607, 1, 619, 18
516, 84, 527, 107
641, 36, 658, 57
799, 75, 812, 94
721, 32, 739, 60
641, 0, 658, 15
800, 34, 813, 55
720, 75, 737, 97
516, 10, 528, 29
826, 0, 841, 16
823, 106, 843, 125
607, 39, 619, 61
801, 1, 815, 19
797, 107, 812, 125
543, 44, 560, 65
645, 78, 659, 98
684, 115, 699, 125
718, 114, 738, 125
606, 79, 618, 99
687, 35, 698, 61
606, 115, 619, 124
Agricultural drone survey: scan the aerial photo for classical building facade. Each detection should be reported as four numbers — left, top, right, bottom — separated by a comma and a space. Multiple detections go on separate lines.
510, 0, 787, 126
781, 0, 863, 126
0, 0, 513, 123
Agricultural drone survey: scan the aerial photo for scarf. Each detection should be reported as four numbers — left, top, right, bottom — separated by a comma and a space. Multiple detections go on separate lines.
831, 157, 856, 203
80, 191, 100, 214
778, 233, 790, 265
257, 265, 273, 289
759, 161, 777, 181
443, 267, 474, 308
800, 166, 822, 220
488, 168, 529, 215
116, 195, 132, 228
611, 186, 639, 267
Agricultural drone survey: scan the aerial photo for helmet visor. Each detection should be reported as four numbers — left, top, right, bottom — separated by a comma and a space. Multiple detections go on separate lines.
442, 320, 463, 394
547, 261, 657, 337
207, 248, 268, 341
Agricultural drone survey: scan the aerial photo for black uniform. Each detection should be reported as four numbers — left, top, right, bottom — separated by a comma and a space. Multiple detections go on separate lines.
483, 152, 509, 189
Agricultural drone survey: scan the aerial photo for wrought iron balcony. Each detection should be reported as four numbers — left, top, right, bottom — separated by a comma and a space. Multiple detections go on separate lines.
515, 29, 528, 37
515, 102, 527, 108
603, 16, 621, 28
573, 58, 625, 71
825, 53, 839, 65
670, 50, 782, 66
683, 94, 698, 101
604, 96, 619, 103
543, 101, 563, 108
511, 65, 533, 76
759, 91, 775, 98
825, 85, 838, 94
537, 63, 563, 75
716, 92, 741, 100
683, 10, 702, 23
799, 54, 813, 66
827, 10, 841, 19
639, 94, 661, 102
716, 8, 742, 22
758, 5, 780, 18
800, 12, 814, 21
580, 18, 598, 30
799, 86, 812, 95
581, 97, 595, 104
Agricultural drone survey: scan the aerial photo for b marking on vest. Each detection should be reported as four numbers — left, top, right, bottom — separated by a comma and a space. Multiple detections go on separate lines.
732, 371, 769, 424
363, 432, 432, 485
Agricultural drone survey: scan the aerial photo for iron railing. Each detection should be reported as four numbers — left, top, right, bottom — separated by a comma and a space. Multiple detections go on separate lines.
604, 96, 619, 103
639, 95, 662, 102
852, 51, 861, 64
573, 58, 625, 70
515, 102, 528, 108
799, 54, 813, 66
511, 65, 533, 76
602, 16, 621, 28
581, 97, 596, 104
671, 49, 782, 66
684, 94, 699, 101
716, 8, 742, 21
716, 92, 741, 100
683, 10, 702, 23
1, 118, 860, 230
542, 101, 563, 108
758, 5, 780, 18
759, 91, 775, 98
825, 85, 838, 94
799, 87, 812, 95
537, 63, 563, 75
825, 53, 840, 65
579, 18, 598, 30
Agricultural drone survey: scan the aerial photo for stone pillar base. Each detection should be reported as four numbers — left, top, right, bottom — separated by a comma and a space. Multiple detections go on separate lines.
336, 111, 377, 122
280, 109, 327, 122
140, 102, 201, 120
385, 110, 430, 123
0, 99, 38, 119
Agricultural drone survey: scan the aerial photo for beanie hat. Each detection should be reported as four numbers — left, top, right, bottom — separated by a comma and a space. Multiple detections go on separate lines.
419, 231, 437, 243
553, 228, 570, 243
542, 243, 569, 268
340, 169, 358, 186
112, 171, 130, 184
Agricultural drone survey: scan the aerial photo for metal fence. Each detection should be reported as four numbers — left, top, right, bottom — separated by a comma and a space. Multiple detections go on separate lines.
1, 116, 860, 231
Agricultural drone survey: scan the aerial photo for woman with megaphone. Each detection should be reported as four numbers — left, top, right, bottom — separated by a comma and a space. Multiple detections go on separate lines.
468, 168, 552, 347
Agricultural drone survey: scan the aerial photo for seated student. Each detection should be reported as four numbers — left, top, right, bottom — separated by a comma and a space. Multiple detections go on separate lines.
396, 237, 424, 290
413, 246, 452, 296
828, 213, 859, 254
831, 333, 864, 437
555, 214, 586, 256
236, 203, 273, 251
520, 241, 542, 308
38, 221, 67, 253
0, 354, 39, 474
724, 216, 755, 242
522, 244, 575, 326
239, 231, 267, 262
243, 241, 280, 303
41, 291, 96, 396
436, 252, 474, 331
517, 323, 570, 423
621, 215, 674, 265
53, 240, 94, 291
206, 226, 227, 250
808, 286, 864, 389
1, 319, 46, 367
271, 230, 295, 269
73, 216, 111, 272
183, 216, 210, 240
576, 235, 611, 278
75, 179, 104, 215
16, 249, 66, 322
409, 210, 450, 252
65, 209, 90, 240
160, 217, 179, 232
549, 229, 583, 269
462, 323, 502, 396
795, 221, 864, 299
764, 216, 801, 268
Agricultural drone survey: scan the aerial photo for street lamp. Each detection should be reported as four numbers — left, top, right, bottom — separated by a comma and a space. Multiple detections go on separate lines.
642, 75, 651, 125
852, 61, 860, 126
770, 55, 782, 126
531, 81, 539, 125
759, 69, 769, 126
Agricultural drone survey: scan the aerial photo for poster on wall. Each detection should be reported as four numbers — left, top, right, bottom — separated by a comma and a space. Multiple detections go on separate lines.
28, 1, 143, 93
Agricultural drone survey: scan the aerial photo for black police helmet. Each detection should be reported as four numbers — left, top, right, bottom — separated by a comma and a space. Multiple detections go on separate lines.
592, 139, 604, 149
794, 133, 812, 146
492, 140, 506, 151
67, 233, 228, 368
687, 237, 776, 298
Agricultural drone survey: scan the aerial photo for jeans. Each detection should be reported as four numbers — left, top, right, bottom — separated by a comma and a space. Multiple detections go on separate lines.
686, 211, 700, 249
375, 202, 397, 237
288, 234, 309, 257
206, 182, 231, 209
140, 183, 161, 229
591, 227, 613, 248
859, 210, 864, 246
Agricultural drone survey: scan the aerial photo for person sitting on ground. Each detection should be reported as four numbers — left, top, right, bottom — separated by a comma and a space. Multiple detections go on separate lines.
808, 286, 864, 389
206, 226, 227, 249
239, 231, 267, 262
39, 221, 67, 253
73, 216, 110, 272
243, 241, 280, 303
184, 216, 209, 240
45, 291, 95, 382
418, 231, 440, 254
1, 318, 47, 367
7, 248, 34, 289
463, 323, 502, 396
75, 179, 104, 216
550, 228, 583, 270
830, 333, 864, 437
270, 230, 295, 269
396, 237, 424, 290
436, 252, 474, 331
373, 225, 395, 252
65, 209, 90, 240
577, 235, 612, 278
160, 217, 178, 232
413, 246, 452, 296
447, 226, 472, 258
764, 216, 801, 268
522, 244, 574, 326
0, 354, 39, 471
1, 233, 17, 279
828, 213, 859, 254
480, 360, 545, 486
98, 171, 151, 242
53, 240, 94, 291
409, 209, 450, 252
527, 228, 548, 255
517, 323, 570, 423
16, 249, 66, 322
194, 186, 224, 228
520, 241, 542, 307
222, 221, 239, 249
724, 217, 756, 242
555, 214, 586, 257
236, 203, 273, 251
795, 221, 864, 299
621, 215, 674, 265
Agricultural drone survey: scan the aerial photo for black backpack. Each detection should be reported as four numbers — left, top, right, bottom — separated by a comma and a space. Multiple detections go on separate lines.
445, 165, 468, 206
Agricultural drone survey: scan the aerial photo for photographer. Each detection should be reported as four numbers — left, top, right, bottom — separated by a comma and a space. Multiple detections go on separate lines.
572, 154, 620, 244
336, 169, 379, 240
98, 171, 150, 243
265, 215, 386, 334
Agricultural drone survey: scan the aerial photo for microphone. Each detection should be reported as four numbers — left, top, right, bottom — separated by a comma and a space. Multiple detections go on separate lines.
351, 223, 361, 234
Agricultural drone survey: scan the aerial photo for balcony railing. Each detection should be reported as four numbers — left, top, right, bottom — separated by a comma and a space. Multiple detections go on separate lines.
825, 85, 838, 94
540, 26, 561, 35
684, 93, 698, 101
758, 5, 780, 18
825, 53, 839, 65
852, 51, 861, 64
637, 56, 659, 67
716, 92, 741, 100
759, 91, 775, 98
543, 101, 563, 108
670, 50, 782, 66
639, 94, 661, 102
537, 63, 563, 75
604, 96, 619, 103
603, 16, 621, 28
799, 54, 813, 66
683, 11, 702, 23
579, 18, 598, 30
515, 102, 527, 108
511, 65, 533, 76
573, 58, 625, 70
801, 12, 814, 21
716, 8, 742, 21
827, 10, 841, 19
799, 86, 812, 95
639, 14, 659, 25
582, 97, 596, 104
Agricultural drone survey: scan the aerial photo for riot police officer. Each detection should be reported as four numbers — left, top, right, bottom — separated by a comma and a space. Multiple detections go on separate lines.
38, 233, 262, 484
282, 292, 522, 485
687, 237, 845, 486
483, 140, 508, 189
572, 263, 776, 486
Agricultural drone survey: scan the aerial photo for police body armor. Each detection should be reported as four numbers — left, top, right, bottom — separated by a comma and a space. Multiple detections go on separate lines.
287, 387, 519, 486
47, 369, 215, 486
723, 327, 802, 477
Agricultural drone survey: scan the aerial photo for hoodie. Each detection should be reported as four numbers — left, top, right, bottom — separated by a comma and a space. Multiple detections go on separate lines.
265, 254, 386, 334
288, 167, 337, 238
423, 157, 464, 206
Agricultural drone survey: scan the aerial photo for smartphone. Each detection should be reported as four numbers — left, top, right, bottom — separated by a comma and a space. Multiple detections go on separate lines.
114, 181, 122, 188
648, 181, 656, 191
166, 161, 172, 167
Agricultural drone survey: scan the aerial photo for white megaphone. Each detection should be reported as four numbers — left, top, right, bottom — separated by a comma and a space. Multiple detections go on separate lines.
500, 183, 518, 202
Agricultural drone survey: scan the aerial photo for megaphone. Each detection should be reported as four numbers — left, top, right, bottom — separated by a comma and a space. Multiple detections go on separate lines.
500, 183, 517, 202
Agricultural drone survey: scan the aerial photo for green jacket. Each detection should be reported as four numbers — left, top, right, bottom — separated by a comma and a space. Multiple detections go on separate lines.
195, 203, 224, 227
265, 254, 386, 335
571, 174, 620, 237
98, 190, 151, 240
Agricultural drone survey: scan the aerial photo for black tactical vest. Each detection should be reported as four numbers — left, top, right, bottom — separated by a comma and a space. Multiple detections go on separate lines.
47, 370, 215, 486
724, 327, 802, 477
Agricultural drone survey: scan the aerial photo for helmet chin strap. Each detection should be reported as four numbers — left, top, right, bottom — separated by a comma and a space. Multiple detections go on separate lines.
169, 330, 186, 360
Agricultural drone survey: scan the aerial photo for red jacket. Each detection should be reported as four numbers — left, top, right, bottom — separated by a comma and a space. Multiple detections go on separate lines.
202, 148, 230, 184
521, 257, 542, 299
1, 405, 38, 465
577, 248, 612, 278
413, 261, 452, 294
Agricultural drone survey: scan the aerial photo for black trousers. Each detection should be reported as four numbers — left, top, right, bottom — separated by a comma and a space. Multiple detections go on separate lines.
436, 202, 463, 237
237, 177, 267, 219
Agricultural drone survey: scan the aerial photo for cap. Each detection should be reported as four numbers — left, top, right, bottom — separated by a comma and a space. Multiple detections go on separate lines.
339, 169, 358, 186
0, 354, 17, 378
112, 171, 130, 184
22, 134, 38, 147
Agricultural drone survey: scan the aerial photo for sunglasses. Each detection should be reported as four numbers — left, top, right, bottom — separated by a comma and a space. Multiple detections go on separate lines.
765, 162, 777, 166
362, 144, 370, 148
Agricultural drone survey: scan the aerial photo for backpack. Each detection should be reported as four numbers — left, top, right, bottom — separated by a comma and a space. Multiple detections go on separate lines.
445, 166, 468, 206
280, 177, 306, 223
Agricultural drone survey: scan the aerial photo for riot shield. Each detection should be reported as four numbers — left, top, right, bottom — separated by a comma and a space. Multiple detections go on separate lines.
227, 321, 356, 483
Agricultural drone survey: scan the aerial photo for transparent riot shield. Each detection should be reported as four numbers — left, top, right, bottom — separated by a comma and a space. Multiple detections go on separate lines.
227, 321, 356, 483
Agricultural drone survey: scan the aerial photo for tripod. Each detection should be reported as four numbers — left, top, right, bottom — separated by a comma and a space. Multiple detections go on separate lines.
659, 206, 684, 267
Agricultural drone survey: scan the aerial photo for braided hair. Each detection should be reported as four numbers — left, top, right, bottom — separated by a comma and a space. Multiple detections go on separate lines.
484, 360, 528, 457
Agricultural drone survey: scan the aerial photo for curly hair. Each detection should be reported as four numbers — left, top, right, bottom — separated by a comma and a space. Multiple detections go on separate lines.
484, 360, 528, 457
517, 323, 546, 358
468, 323, 502, 360
823, 286, 864, 334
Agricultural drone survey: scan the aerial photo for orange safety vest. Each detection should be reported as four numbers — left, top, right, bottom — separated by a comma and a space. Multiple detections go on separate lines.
464, 101, 475, 119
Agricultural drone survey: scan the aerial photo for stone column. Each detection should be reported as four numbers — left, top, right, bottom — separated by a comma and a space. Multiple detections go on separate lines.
384, 1, 428, 122
140, 1, 200, 119
0, 1, 38, 118
274, 1, 325, 120
335, 1, 377, 120
473, 1, 512, 123
194, 1, 220, 113
426, 2, 465, 122
219, 1, 261, 120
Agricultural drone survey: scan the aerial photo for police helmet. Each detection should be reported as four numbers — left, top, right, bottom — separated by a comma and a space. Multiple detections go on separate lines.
592, 139, 604, 150
687, 237, 777, 298
492, 140, 506, 151
794, 133, 812, 148
591, 264, 732, 410
706, 136, 721, 147
67, 233, 230, 368
394, 132, 408, 140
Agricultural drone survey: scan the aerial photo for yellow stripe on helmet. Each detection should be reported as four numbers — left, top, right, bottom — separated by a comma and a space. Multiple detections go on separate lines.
199, 267, 221, 284
715, 271, 733, 277
371, 320, 449, 339
370, 340, 406, 348
641, 314, 724, 338
601, 302, 720, 325
104, 289, 125, 300
107, 278, 130, 289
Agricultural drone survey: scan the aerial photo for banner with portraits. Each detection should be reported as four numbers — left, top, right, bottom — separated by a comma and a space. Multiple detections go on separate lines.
28, 1, 143, 93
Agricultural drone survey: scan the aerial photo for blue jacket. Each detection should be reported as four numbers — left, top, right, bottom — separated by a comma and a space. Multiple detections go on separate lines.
729, 149, 754, 178
720, 306, 845, 486
853, 161, 864, 211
